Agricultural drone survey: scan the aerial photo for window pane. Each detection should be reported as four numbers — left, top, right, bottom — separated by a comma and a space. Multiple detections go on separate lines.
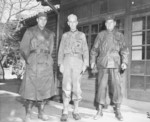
130, 76, 144, 90
147, 16, 150, 29
146, 46, 150, 59
132, 32, 145, 45
132, 17, 145, 31
131, 46, 145, 60
147, 31, 150, 44
83, 26, 89, 34
92, 24, 98, 34
146, 61, 150, 75
78, 26, 82, 31
99, 23, 105, 32
131, 61, 144, 75
146, 76, 150, 90
91, 34, 97, 49
116, 19, 124, 30
86, 35, 89, 45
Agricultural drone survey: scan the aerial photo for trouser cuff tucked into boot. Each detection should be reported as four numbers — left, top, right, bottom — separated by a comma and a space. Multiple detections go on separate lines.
61, 114, 68, 122
72, 112, 81, 120
38, 100, 49, 121
93, 104, 103, 120
24, 100, 35, 122
114, 104, 123, 121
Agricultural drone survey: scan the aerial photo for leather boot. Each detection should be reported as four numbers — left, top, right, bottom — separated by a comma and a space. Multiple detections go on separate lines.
60, 98, 69, 121
93, 104, 103, 120
114, 104, 123, 121
24, 100, 34, 122
72, 101, 81, 120
38, 100, 49, 121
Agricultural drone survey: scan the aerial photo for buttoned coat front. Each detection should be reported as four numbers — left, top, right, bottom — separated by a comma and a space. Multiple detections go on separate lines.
19, 25, 55, 101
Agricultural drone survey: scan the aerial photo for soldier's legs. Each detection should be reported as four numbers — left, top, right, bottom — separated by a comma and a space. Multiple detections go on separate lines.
62, 66, 72, 114
94, 69, 109, 120
96, 69, 109, 105
110, 69, 123, 121
24, 99, 35, 122
37, 99, 49, 121
61, 57, 72, 121
71, 58, 82, 120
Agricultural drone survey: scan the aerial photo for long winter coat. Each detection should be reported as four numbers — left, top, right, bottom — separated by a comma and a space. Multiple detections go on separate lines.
19, 25, 55, 101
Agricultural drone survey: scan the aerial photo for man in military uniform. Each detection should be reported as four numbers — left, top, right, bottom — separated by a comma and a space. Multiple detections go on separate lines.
58, 14, 89, 121
19, 12, 55, 122
90, 15, 129, 121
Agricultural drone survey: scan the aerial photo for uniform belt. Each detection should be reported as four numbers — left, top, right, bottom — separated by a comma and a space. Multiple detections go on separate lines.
30, 49, 50, 54
65, 53, 82, 58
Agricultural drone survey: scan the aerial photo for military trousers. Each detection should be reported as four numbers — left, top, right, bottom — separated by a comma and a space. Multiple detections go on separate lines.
62, 56, 83, 101
96, 68, 123, 105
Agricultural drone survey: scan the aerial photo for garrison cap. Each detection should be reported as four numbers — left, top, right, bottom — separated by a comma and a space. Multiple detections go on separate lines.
105, 15, 115, 21
67, 14, 78, 21
37, 12, 47, 18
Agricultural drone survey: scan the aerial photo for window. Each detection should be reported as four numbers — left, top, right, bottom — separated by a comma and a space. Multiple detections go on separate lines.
78, 17, 124, 50
130, 15, 150, 90
78, 25, 89, 46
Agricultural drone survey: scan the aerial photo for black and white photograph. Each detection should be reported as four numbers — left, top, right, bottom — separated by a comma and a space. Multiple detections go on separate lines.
0, 0, 150, 122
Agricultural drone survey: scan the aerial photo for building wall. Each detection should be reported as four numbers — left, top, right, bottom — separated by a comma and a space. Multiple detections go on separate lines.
59, 0, 150, 105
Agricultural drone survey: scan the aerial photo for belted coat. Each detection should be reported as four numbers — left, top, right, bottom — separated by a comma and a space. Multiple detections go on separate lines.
19, 25, 56, 100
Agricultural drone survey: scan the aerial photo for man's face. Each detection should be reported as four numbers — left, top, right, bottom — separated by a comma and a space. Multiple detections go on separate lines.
37, 16, 47, 29
105, 19, 116, 31
67, 17, 78, 31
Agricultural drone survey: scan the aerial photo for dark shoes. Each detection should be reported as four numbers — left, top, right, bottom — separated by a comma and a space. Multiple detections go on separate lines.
115, 110, 123, 121
72, 112, 81, 120
60, 113, 81, 121
61, 114, 68, 121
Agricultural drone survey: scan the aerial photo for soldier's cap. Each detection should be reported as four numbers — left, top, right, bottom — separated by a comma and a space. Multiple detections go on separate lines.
105, 15, 116, 21
67, 14, 78, 21
37, 12, 47, 18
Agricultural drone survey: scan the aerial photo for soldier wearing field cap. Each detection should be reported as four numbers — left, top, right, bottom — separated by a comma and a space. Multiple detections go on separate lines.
90, 15, 129, 121
19, 12, 55, 122
58, 14, 89, 121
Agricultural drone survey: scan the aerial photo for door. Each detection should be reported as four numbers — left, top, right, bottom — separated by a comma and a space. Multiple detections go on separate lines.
128, 14, 150, 102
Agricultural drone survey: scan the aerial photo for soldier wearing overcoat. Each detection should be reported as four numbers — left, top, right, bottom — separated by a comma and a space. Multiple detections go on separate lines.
19, 12, 55, 121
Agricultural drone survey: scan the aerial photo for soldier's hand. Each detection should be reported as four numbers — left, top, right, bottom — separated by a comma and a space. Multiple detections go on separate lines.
121, 63, 127, 70
91, 63, 95, 69
82, 65, 87, 74
59, 64, 64, 73
25, 61, 29, 65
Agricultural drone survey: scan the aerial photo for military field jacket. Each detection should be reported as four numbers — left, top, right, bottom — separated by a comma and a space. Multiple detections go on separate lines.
90, 29, 129, 69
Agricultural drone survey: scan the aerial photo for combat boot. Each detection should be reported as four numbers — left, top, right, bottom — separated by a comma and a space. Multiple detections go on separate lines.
38, 101, 49, 121
60, 114, 68, 121
114, 104, 123, 121
60, 97, 69, 121
93, 104, 103, 120
24, 100, 34, 122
